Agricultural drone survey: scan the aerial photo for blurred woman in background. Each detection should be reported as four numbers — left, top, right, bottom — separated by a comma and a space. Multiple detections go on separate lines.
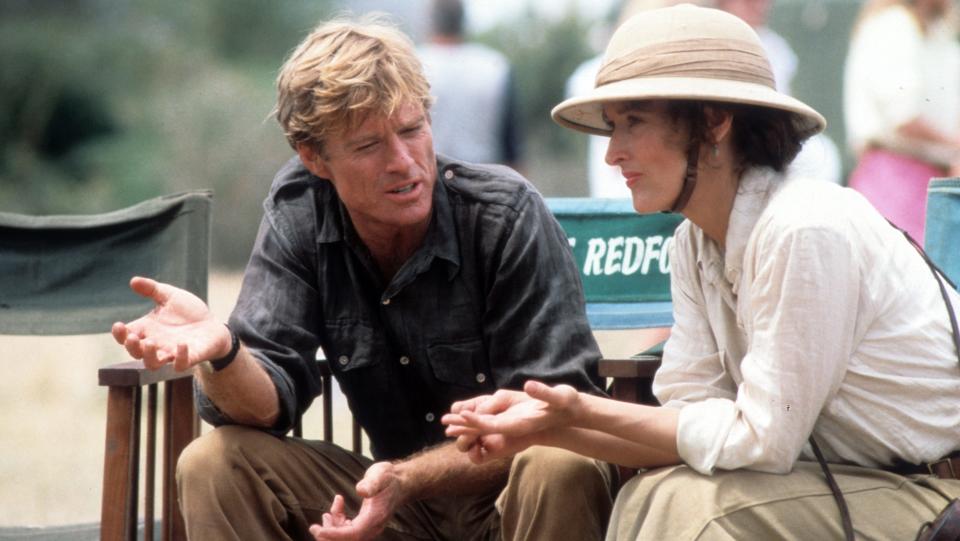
844, 0, 960, 245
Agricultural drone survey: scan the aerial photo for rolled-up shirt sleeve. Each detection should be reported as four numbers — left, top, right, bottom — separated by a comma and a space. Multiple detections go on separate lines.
196, 209, 324, 435
672, 223, 860, 474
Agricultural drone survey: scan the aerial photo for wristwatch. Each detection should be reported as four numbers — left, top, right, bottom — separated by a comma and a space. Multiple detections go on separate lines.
204, 323, 240, 372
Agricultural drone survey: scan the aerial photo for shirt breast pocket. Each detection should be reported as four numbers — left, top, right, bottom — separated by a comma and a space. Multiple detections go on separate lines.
323, 320, 385, 374
427, 338, 491, 391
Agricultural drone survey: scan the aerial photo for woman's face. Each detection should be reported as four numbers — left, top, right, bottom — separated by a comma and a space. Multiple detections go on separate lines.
603, 100, 691, 214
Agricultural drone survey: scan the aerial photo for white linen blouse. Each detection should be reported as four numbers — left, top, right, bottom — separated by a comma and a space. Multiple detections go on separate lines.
655, 168, 960, 474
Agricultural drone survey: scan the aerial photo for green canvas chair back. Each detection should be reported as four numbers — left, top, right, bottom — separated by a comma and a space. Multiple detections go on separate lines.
925, 177, 960, 285
0, 190, 211, 540
546, 198, 683, 330
0, 190, 212, 335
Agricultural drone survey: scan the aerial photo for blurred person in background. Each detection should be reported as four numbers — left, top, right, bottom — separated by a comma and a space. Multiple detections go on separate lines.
418, 0, 524, 171
844, 0, 960, 245
445, 5, 960, 539
565, 0, 703, 198
716, 0, 842, 184
111, 14, 613, 541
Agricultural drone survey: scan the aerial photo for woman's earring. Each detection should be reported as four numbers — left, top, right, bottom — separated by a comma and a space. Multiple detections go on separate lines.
712, 144, 719, 158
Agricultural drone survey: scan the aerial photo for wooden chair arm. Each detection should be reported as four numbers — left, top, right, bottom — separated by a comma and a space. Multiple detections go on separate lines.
98, 360, 194, 387
599, 353, 662, 406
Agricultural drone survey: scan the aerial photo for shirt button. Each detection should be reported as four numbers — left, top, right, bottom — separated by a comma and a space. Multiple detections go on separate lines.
443, 170, 454, 180
425, 412, 435, 422
337, 355, 349, 366
399, 356, 410, 365
382, 298, 391, 306
475, 373, 487, 383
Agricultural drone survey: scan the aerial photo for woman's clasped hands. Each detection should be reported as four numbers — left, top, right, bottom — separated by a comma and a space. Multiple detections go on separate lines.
441, 380, 581, 463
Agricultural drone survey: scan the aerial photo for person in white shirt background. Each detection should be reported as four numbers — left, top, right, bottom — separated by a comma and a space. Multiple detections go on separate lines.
844, 0, 960, 247
444, 5, 960, 540
567, 0, 841, 198
564, 0, 699, 198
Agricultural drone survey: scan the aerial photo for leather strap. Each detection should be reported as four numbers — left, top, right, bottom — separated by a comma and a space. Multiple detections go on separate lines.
669, 142, 700, 213
811, 436, 855, 541
889, 453, 960, 479
897, 224, 960, 358
667, 106, 704, 214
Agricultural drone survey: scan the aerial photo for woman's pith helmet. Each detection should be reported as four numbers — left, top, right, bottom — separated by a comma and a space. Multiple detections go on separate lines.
551, 3, 826, 138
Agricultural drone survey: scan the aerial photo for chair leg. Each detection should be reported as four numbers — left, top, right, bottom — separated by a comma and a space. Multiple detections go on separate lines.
145, 384, 158, 541
161, 378, 197, 541
102, 385, 141, 541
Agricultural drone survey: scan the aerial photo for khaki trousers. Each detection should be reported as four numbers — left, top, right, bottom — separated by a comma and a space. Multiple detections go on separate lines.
177, 426, 614, 541
606, 462, 960, 540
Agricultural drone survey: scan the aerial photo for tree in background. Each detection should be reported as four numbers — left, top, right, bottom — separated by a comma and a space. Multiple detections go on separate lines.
0, 0, 600, 267
0, 0, 334, 268
475, 7, 595, 195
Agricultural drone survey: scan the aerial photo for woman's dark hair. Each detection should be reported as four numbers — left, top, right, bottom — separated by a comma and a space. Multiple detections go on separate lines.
666, 100, 806, 172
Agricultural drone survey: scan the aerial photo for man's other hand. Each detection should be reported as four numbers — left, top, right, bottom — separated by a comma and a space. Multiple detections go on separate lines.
309, 461, 404, 541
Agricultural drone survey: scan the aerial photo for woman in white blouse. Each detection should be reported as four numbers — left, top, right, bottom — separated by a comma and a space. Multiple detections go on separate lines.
844, 0, 960, 246
443, 5, 960, 539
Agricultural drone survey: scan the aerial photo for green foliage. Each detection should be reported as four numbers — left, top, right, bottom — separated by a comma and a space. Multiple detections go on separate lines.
475, 8, 595, 194
769, 1, 861, 177
0, 1, 333, 267
0, 1, 603, 269
476, 9, 593, 147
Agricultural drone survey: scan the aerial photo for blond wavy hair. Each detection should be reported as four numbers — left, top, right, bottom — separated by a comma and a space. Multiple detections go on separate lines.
274, 14, 433, 152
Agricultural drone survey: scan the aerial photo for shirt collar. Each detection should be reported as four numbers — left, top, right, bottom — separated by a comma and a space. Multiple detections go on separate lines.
411, 173, 461, 281
331, 163, 462, 295
696, 167, 780, 291
313, 160, 459, 270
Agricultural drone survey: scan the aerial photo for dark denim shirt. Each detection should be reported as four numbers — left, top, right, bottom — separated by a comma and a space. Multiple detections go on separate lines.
197, 155, 604, 460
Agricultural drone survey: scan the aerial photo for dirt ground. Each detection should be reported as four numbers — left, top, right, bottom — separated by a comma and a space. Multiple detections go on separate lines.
0, 271, 664, 527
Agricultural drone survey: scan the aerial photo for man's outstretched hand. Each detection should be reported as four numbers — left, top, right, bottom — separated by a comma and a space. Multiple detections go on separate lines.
111, 276, 230, 372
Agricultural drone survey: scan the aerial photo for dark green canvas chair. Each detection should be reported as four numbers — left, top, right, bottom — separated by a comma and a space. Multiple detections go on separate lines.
546, 197, 680, 405
0, 190, 211, 541
546, 198, 678, 330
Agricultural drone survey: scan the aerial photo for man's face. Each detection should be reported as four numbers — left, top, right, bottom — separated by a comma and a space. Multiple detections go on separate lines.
301, 102, 437, 240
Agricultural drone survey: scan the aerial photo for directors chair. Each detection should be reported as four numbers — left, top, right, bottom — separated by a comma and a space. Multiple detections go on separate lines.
0, 190, 211, 541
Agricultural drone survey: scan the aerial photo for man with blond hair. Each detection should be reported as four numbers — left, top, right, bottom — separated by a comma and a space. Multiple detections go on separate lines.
110, 14, 613, 541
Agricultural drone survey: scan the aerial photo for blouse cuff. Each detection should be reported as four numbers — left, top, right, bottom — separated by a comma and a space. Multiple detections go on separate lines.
677, 398, 738, 475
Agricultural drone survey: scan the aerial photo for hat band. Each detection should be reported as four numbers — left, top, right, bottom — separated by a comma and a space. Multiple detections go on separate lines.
596, 38, 774, 89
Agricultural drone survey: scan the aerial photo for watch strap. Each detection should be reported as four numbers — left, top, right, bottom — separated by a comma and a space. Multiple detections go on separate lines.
210, 323, 240, 371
